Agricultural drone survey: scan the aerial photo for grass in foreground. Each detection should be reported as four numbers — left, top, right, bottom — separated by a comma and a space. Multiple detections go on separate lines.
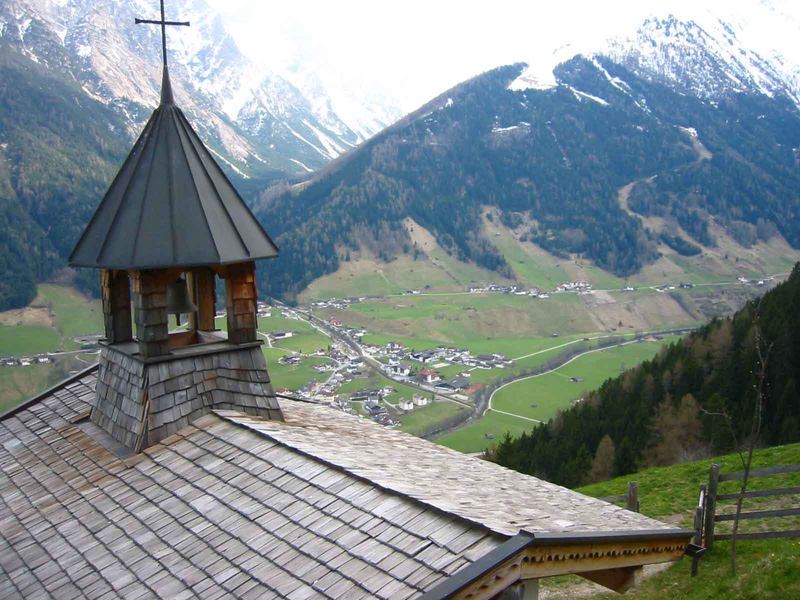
567, 443, 800, 600
577, 443, 800, 519
590, 538, 800, 600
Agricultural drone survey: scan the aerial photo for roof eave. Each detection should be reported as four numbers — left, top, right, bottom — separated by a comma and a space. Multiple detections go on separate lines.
68, 253, 279, 271
421, 528, 694, 600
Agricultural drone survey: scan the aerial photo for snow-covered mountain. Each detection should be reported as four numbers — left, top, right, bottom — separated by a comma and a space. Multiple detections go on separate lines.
604, 14, 800, 105
511, 6, 800, 109
0, 0, 402, 175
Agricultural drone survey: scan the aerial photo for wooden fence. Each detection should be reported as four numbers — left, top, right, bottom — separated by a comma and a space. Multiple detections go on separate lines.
692, 462, 800, 574
598, 481, 640, 513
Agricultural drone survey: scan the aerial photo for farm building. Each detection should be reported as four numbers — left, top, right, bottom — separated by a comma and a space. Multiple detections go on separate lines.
419, 369, 441, 384
0, 11, 693, 599
413, 394, 430, 407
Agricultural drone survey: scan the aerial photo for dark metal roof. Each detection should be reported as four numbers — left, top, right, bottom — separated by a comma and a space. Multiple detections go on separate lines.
69, 67, 278, 270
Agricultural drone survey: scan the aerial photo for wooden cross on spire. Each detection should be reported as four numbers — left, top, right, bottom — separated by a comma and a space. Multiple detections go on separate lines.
135, 0, 190, 69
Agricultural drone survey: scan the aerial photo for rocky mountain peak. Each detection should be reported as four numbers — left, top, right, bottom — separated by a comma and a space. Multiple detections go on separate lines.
0, 0, 399, 175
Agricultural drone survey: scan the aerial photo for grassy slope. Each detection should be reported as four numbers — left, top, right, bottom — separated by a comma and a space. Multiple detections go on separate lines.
436, 411, 535, 453
37, 284, 103, 350
491, 338, 677, 421
300, 208, 800, 303
0, 284, 102, 411
568, 444, 800, 600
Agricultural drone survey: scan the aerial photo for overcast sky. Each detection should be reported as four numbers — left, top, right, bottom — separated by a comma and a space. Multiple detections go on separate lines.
205, 0, 800, 111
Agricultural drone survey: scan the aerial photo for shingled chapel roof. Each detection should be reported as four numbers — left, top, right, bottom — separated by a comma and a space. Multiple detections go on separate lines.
69, 67, 278, 270
0, 367, 691, 599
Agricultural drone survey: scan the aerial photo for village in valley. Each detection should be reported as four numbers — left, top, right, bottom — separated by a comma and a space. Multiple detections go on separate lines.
262, 297, 512, 430
250, 276, 670, 432
1, 273, 773, 438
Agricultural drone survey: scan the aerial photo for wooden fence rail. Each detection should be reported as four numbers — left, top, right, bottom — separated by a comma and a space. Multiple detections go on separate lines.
598, 481, 640, 513
693, 461, 800, 575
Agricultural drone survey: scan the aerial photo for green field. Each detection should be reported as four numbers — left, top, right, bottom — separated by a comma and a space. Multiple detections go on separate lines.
0, 353, 95, 414
436, 411, 536, 453
434, 337, 677, 454
491, 338, 676, 421
262, 348, 334, 391
37, 284, 103, 350
0, 325, 61, 357
398, 400, 470, 436
215, 312, 332, 355
0, 284, 102, 411
0, 284, 102, 356
564, 443, 800, 600
0, 364, 58, 413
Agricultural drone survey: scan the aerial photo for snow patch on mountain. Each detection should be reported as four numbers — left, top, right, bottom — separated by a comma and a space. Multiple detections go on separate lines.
509, 62, 557, 91
604, 13, 800, 106
567, 87, 610, 106
0, 0, 399, 174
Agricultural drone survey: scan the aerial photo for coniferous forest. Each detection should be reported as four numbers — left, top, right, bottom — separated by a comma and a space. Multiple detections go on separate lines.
3, 47, 800, 309
488, 264, 800, 487
255, 57, 800, 300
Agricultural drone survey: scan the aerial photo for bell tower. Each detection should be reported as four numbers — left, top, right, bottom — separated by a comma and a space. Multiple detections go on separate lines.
69, 1, 282, 452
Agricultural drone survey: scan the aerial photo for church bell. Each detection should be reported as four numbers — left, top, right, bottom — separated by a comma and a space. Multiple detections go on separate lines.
166, 275, 197, 325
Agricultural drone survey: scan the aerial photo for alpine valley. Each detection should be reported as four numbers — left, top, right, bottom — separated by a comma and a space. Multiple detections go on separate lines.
256, 14, 800, 302
1, 0, 800, 315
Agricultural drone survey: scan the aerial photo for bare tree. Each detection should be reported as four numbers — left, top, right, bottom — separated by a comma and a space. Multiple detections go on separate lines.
701, 299, 773, 574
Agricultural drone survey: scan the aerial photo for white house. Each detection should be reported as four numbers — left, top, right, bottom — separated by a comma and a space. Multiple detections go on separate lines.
413, 394, 430, 407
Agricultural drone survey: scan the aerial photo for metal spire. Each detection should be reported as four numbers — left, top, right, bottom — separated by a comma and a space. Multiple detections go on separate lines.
135, 0, 190, 105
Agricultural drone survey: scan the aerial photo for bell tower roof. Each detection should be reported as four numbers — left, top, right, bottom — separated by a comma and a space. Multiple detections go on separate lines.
69, 0, 278, 270
69, 100, 278, 269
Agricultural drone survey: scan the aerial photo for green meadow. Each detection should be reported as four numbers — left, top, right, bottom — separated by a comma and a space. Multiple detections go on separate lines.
565, 443, 800, 600
0, 325, 61, 357
436, 411, 536, 454
37, 284, 104, 350
398, 400, 470, 437
262, 348, 333, 391
435, 337, 677, 454
491, 337, 677, 421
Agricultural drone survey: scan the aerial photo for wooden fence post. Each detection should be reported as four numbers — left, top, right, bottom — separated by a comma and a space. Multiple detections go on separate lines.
626, 482, 640, 513
704, 464, 720, 550
691, 484, 707, 577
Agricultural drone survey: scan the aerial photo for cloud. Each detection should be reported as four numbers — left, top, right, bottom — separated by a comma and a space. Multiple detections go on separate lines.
206, 0, 800, 111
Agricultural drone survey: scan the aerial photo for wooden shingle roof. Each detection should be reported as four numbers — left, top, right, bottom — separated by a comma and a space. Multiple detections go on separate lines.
0, 369, 690, 598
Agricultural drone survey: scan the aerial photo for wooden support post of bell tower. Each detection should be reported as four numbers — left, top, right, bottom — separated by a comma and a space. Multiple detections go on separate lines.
131, 270, 171, 358
101, 270, 133, 344
189, 267, 216, 331
225, 262, 257, 344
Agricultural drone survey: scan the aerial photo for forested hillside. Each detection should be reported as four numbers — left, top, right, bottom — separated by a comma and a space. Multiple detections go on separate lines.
256, 57, 800, 300
0, 43, 129, 308
489, 263, 800, 487
0, 41, 281, 311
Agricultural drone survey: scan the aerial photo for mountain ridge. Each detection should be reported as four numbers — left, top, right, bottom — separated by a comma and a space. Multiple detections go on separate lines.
0, 0, 399, 174
255, 51, 800, 301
